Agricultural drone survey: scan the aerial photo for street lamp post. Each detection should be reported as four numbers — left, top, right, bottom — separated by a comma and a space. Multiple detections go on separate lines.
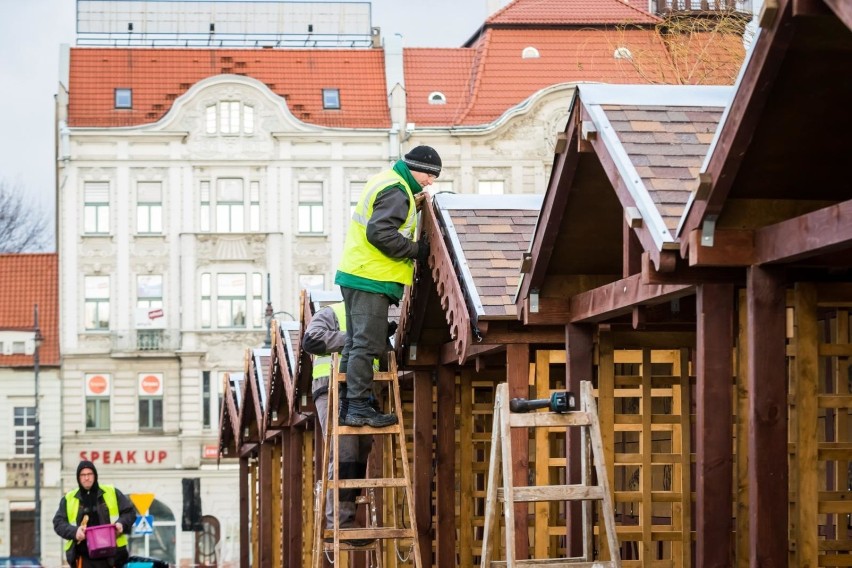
262, 274, 295, 348
33, 304, 44, 561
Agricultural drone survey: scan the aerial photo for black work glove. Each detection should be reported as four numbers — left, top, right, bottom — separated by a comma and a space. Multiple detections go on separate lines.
387, 321, 398, 338
416, 237, 430, 264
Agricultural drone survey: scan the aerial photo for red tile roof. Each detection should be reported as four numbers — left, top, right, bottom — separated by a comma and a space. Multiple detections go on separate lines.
68, 48, 391, 128
487, 0, 661, 25
407, 28, 675, 126
665, 31, 747, 85
0, 254, 59, 366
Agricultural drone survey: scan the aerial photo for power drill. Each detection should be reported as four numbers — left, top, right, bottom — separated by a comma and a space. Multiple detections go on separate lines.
509, 391, 576, 413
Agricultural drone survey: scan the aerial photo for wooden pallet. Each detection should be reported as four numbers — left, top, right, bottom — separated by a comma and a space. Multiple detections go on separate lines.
480, 381, 621, 568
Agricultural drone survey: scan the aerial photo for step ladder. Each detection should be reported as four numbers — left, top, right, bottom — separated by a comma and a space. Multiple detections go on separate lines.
480, 381, 621, 568
311, 351, 422, 568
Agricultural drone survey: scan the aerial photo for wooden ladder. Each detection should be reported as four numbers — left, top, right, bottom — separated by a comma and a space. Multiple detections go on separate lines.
311, 351, 422, 568
480, 381, 621, 568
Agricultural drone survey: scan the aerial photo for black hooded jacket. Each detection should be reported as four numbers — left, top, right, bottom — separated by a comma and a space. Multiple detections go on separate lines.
52, 460, 136, 567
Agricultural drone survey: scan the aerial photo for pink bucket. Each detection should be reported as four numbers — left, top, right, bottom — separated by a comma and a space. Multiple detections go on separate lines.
86, 524, 117, 559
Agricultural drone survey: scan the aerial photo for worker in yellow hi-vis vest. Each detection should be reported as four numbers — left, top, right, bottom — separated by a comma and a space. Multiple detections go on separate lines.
53, 460, 135, 567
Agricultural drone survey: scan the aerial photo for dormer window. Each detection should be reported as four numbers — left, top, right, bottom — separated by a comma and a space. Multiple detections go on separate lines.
521, 47, 540, 59
323, 88, 340, 110
115, 88, 132, 109
206, 101, 254, 135
428, 92, 447, 105
614, 47, 633, 60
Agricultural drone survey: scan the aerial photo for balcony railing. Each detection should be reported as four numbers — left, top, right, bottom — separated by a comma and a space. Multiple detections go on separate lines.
111, 329, 181, 352
654, 0, 752, 14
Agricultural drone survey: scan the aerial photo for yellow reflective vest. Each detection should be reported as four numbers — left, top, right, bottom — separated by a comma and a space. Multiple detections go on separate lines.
64, 485, 128, 550
312, 302, 347, 380
337, 169, 417, 286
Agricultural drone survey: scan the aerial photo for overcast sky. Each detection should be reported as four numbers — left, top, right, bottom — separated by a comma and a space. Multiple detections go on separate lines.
0, 0, 503, 251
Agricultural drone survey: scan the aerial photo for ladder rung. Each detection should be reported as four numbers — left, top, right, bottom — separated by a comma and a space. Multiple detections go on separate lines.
322, 540, 380, 551
337, 371, 396, 382
491, 560, 618, 568
498, 485, 605, 502
338, 423, 402, 435
324, 527, 415, 540
507, 412, 591, 428
336, 478, 408, 489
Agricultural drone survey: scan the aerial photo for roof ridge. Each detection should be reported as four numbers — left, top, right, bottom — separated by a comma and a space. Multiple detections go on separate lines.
453, 29, 493, 124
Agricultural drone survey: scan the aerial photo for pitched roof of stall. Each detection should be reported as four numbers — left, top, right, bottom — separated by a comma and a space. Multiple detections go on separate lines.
0, 253, 59, 367
67, 47, 390, 128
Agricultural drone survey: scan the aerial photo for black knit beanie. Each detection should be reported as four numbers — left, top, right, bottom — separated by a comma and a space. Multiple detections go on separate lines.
403, 146, 442, 178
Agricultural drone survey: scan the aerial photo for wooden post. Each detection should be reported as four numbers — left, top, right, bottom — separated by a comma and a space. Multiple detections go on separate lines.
288, 427, 304, 568
259, 442, 273, 568
793, 283, 818, 566
696, 284, 734, 567
565, 324, 594, 556
240, 456, 250, 568
735, 290, 750, 568
507, 343, 531, 559
414, 370, 434, 568
746, 266, 788, 565
271, 437, 283, 568
437, 365, 456, 568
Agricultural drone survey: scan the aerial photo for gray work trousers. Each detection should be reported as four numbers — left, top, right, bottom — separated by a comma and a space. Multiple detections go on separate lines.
313, 377, 373, 527
340, 286, 390, 399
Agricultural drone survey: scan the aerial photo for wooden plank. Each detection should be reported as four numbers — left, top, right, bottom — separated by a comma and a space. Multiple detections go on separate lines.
823, 0, 852, 29
461, 371, 475, 568
413, 370, 433, 568
640, 350, 653, 563
503, 485, 606, 502
688, 228, 755, 267
672, 348, 691, 568
569, 274, 692, 323
491, 560, 619, 568
436, 365, 456, 568
480, 383, 505, 568
508, 343, 532, 560
509, 412, 592, 428
240, 457, 251, 568
565, 325, 594, 557
747, 266, 788, 565
794, 283, 819, 567
695, 284, 734, 567
597, 333, 616, 562
534, 351, 551, 560
735, 289, 750, 568
756, 199, 852, 264
287, 429, 303, 568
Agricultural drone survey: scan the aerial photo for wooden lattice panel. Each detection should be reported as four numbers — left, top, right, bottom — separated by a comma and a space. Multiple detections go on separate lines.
790, 285, 852, 567
599, 336, 694, 567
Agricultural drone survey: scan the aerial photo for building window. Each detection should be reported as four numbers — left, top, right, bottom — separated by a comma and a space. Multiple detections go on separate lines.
14, 407, 36, 456
217, 274, 247, 328
12, 341, 25, 354
115, 88, 132, 109
84, 276, 110, 330
206, 101, 254, 135
298, 181, 324, 234
85, 373, 111, 430
299, 274, 325, 291
322, 88, 340, 110
84, 182, 110, 234
216, 179, 244, 232
349, 181, 365, 217
431, 180, 453, 194
137, 275, 163, 310
249, 181, 260, 231
521, 46, 541, 59
137, 181, 163, 234
200, 273, 212, 328
477, 180, 505, 195
202, 371, 223, 430
428, 91, 447, 104
139, 398, 163, 429
200, 181, 211, 232
251, 273, 263, 329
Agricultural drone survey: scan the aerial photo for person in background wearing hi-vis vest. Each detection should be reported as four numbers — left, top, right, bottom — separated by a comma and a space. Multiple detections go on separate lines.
303, 301, 397, 545
334, 145, 439, 428
53, 460, 136, 567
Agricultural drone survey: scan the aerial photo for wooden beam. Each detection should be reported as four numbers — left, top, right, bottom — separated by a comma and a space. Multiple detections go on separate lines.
287, 429, 303, 568
569, 273, 692, 323
696, 284, 734, 566
436, 366, 456, 568
756, 199, 852, 264
565, 325, 594, 556
258, 443, 273, 567
793, 0, 834, 16
642, 251, 745, 285
688, 228, 756, 267
239, 457, 250, 568
507, 344, 531, 560
823, 0, 852, 28
413, 370, 434, 568
747, 266, 788, 565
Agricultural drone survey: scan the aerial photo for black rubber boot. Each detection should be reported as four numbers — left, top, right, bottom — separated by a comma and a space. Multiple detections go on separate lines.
340, 398, 397, 428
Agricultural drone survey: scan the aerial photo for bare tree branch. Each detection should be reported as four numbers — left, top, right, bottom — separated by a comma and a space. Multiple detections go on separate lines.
0, 180, 51, 253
